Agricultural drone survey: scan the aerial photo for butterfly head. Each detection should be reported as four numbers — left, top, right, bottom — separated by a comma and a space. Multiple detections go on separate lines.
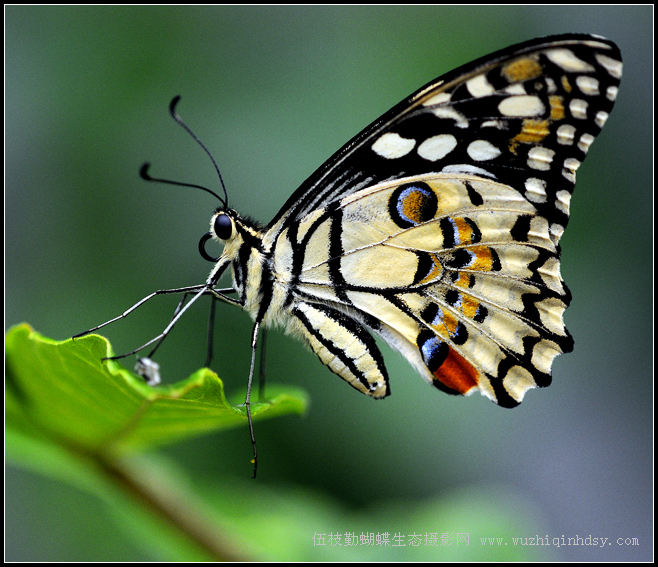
200, 207, 266, 301
200, 207, 263, 259
199, 209, 237, 263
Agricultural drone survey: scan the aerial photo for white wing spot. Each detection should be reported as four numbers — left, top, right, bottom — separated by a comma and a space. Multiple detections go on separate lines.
595, 111, 609, 128
530, 215, 551, 248
576, 75, 600, 96
498, 95, 545, 117
595, 53, 623, 79
545, 48, 595, 72
481, 119, 506, 129
557, 124, 576, 146
417, 134, 458, 161
525, 177, 547, 203
467, 139, 501, 161
371, 132, 415, 159
466, 74, 496, 97
537, 256, 564, 294
531, 339, 563, 375
561, 158, 580, 184
431, 106, 469, 128
503, 83, 527, 95
606, 85, 619, 101
549, 223, 565, 245
555, 189, 572, 216
502, 366, 537, 403
569, 99, 588, 120
527, 147, 555, 171
578, 133, 595, 154
422, 91, 451, 106
441, 164, 496, 179
544, 76, 558, 94
536, 296, 569, 335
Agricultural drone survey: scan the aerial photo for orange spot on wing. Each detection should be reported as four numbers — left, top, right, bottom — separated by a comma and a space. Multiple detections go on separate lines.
454, 217, 475, 244
550, 95, 565, 120
401, 188, 434, 224
418, 254, 443, 285
512, 119, 550, 145
452, 272, 473, 288
461, 295, 481, 319
432, 346, 479, 394
502, 57, 542, 82
445, 313, 460, 337
469, 246, 495, 271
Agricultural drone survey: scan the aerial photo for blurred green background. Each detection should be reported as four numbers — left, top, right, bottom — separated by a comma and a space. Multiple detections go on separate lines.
6, 6, 652, 561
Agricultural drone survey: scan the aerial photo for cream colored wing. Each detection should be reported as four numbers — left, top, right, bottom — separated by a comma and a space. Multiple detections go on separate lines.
278, 174, 571, 407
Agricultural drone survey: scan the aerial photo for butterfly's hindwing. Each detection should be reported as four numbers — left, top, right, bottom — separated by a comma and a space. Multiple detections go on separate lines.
277, 173, 572, 406
217, 34, 621, 407
291, 301, 390, 398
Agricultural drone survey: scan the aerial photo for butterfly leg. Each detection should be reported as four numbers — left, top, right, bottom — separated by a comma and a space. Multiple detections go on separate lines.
245, 321, 260, 478
204, 294, 218, 368
103, 286, 210, 361
258, 327, 267, 401
133, 291, 195, 385
72, 284, 210, 339
203, 286, 243, 368
141, 290, 197, 361
134, 287, 235, 381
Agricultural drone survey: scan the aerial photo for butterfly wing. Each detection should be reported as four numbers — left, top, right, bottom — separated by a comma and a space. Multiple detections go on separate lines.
269, 34, 621, 236
268, 34, 622, 407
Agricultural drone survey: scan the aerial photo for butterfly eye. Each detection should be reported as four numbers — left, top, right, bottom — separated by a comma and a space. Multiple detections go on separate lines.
214, 213, 233, 240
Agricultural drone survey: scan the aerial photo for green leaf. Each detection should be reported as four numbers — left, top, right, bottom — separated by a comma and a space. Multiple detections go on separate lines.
6, 324, 550, 561
5, 323, 308, 458
6, 323, 310, 560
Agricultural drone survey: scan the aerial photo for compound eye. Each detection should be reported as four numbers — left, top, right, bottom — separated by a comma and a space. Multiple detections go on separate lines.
214, 214, 233, 240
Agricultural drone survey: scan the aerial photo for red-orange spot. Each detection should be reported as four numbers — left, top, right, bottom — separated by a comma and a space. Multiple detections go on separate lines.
432, 346, 479, 394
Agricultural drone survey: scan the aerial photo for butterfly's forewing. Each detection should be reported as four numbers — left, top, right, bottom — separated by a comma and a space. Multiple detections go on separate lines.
271, 34, 621, 234
264, 34, 621, 407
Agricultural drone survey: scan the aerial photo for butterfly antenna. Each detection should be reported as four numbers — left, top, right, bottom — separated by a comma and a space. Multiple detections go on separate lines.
169, 95, 229, 208
139, 163, 225, 206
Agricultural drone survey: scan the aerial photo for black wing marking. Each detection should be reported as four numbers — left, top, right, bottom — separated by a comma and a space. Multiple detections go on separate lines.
268, 34, 621, 243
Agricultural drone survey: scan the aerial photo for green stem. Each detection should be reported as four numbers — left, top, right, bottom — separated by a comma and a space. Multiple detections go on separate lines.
96, 454, 251, 562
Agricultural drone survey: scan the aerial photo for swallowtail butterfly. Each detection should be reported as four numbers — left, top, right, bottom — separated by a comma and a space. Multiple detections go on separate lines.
76, 34, 622, 474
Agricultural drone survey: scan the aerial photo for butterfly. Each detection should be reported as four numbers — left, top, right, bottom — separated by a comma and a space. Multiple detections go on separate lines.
76, 34, 622, 475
